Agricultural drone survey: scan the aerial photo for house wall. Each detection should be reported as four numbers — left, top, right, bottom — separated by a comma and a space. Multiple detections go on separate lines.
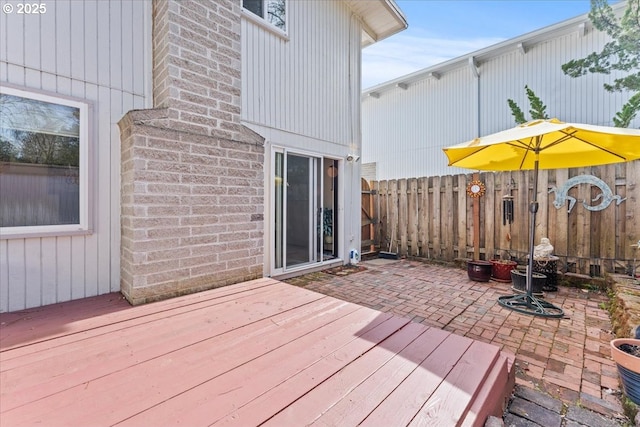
0, 0, 389, 311
241, 0, 364, 273
0, 0, 151, 312
363, 13, 639, 181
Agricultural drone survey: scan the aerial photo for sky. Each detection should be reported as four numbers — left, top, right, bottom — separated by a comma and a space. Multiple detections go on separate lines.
362, 0, 596, 89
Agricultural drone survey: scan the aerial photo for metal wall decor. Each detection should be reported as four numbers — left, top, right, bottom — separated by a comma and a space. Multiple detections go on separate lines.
466, 180, 485, 198
549, 175, 626, 213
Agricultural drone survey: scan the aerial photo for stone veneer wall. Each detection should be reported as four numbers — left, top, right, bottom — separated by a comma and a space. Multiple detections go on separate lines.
118, 0, 265, 304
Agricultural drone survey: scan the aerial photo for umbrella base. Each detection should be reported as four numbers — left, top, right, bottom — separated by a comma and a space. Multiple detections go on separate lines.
497, 294, 564, 318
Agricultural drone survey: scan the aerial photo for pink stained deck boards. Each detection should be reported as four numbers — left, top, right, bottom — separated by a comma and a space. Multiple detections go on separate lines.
0, 278, 514, 426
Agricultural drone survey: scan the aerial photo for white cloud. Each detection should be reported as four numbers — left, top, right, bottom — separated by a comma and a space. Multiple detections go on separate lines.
362, 33, 504, 89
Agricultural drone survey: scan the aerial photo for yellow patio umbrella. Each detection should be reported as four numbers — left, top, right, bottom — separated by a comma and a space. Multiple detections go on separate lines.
443, 118, 640, 317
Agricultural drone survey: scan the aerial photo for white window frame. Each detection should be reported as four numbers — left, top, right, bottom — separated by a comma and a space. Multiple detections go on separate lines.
242, 0, 288, 38
0, 85, 92, 239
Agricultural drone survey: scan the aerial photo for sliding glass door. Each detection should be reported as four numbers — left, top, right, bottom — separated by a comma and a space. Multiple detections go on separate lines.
273, 150, 336, 274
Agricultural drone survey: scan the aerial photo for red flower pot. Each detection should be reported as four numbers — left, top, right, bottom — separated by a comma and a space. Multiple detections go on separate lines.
490, 259, 518, 282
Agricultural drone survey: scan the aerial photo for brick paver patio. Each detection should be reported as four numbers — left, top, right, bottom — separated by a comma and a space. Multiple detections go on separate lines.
285, 258, 625, 419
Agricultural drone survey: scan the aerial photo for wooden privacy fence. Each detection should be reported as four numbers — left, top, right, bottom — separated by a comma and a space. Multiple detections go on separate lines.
369, 161, 640, 277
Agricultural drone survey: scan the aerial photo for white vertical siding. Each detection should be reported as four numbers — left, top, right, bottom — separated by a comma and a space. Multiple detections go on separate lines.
363, 66, 477, 180
363, 22, 638, 180
242, 1, 364, 274
242, 0, 360, 149
479, 29, 617, 136
0, 0, 151, 312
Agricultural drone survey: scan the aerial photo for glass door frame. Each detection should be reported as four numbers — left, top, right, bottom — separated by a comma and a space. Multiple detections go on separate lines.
270, 146, 340, 276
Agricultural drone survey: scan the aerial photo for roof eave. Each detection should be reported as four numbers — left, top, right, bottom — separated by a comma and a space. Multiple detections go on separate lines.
345, 0, 408, 47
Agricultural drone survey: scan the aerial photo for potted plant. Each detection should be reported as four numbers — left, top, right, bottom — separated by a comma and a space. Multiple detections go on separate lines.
511, 269, 546, 295
490, 258, 518, 282
467, 260, 493, 282
323, 208, 333, 244
610, 338, 640, 405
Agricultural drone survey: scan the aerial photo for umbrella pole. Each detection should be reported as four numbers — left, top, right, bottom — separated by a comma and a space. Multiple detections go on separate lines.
498, 155, 564, 318
526, 159, 538, 305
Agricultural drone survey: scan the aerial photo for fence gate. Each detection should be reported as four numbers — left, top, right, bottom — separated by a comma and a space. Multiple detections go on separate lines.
361, 178, 378, 254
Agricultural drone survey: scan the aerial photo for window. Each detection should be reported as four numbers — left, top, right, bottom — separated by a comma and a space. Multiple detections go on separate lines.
0, 86, 90, 238
243, 0, 286, 31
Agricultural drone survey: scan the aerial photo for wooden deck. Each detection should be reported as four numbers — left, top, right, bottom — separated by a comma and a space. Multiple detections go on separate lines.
0, 278, 515, 426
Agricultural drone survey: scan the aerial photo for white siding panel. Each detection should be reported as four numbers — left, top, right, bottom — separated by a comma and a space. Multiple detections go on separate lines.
24, 13, 41, 70
96, 85, 113, 296
6, 240, 26, 311
41, 69, 56, 92
71, 236, 86, 300
0, 240, 8, 312
131, 1, 145, 96
110, 90, 123, 294
109, 1, 122, 90
84, 1, 98, 84
84, 83, 100, 298
7, 64, 24, 85
96, 0, 111, 87
70, 1, 84, 81
40, 8, 56, 74
0, 63, 7, 83
5, 9, 23, 65
0, 4, 7, 62
40, 238, 57, 306
55, 1, 71, 78
0, 0, 151, 312
24, 240, 42, 306
56, 236, 72, 302
121, 0, 133, 94
242, 0, 359, 149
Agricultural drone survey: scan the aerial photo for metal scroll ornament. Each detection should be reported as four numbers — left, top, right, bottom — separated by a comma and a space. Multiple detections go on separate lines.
466, 180, 486, 198
548, 175, 626, 213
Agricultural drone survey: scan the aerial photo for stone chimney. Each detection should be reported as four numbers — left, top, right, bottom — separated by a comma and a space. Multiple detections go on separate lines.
118, 0, 264, 304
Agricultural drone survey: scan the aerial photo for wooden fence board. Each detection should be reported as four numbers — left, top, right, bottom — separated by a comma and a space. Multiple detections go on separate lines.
408, 178, 418, 257
390, 180, 399, 254
432, 176, 442, 259
457, 175, 467, 259
443, 176, 454, 261
514, 170, 529, 260
553, 168, 569, 262
399, 179, 408, 256
418, 177, 430, 257
369, 161, 640, 277
484, 172, 496, 260
379, 181, 389, 251
537, 169, 549, 247
625, 162, 640, 267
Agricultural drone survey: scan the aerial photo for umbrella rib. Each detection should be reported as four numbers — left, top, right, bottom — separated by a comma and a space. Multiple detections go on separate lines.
558, 130, 629, 161
447, 145, 491, 166
511, 137, 538, 169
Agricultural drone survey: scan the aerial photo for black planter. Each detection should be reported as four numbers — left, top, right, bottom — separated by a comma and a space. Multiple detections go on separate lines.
511, 269, 546, 295
467, 260, 492, 282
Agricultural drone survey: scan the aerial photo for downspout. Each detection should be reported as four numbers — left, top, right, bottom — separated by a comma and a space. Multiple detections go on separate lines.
469, 56, 480, 137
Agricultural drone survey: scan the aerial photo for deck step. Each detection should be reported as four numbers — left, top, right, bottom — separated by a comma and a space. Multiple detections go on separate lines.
461, 351, 516, 427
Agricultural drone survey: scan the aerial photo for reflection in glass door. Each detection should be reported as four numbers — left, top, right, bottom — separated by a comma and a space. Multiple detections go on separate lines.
273, 150, 326, 271
285, 153, 319, 268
